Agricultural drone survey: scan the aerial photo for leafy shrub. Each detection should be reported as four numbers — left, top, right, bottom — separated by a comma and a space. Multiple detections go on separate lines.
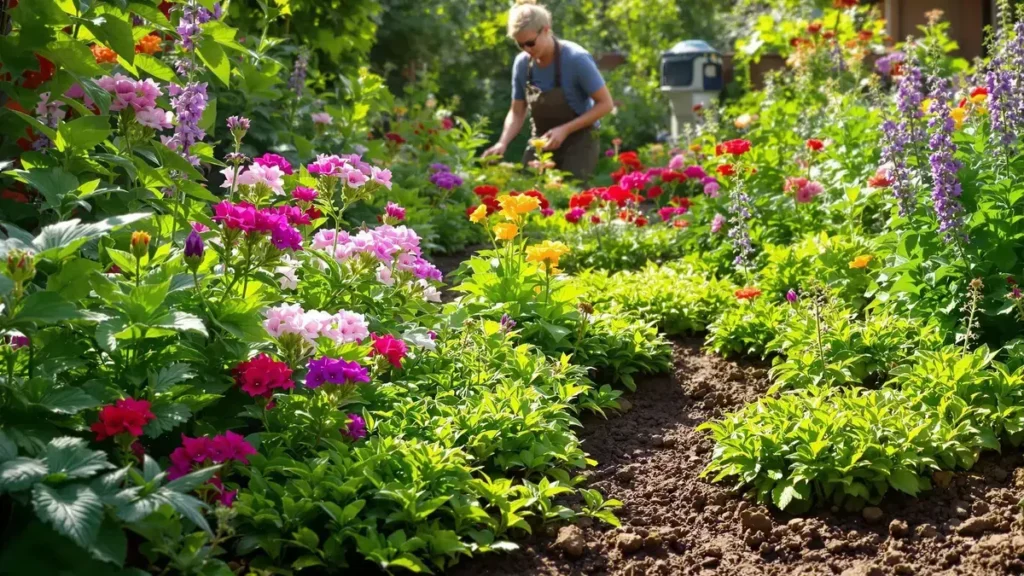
705, 296, 792, 358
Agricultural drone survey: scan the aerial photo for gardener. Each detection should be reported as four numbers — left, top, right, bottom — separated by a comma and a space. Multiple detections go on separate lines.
481, 0, 613, 183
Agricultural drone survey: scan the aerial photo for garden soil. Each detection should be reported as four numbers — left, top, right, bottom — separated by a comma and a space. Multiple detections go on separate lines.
454, 339, 1024, 576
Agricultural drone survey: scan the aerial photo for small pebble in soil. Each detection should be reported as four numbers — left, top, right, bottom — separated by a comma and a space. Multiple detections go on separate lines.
615, 532, 643, 554
917, 524, 939, 538
957, 515, 999, 536
862, 507, 884, 524
554, 525, 586, 558
889, 519, 910, 538
740, 509, 773, 534
616, 467, 636, 483
841, 563, 884, 576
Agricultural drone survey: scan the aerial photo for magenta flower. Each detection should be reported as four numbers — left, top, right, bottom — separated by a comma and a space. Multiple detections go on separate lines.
305, 357, 370, 388
253, 153, 294, 175
271, 224, 303, 251
385, 202, 406, 221
292, 186, 317, 202
344, 413, 367, 440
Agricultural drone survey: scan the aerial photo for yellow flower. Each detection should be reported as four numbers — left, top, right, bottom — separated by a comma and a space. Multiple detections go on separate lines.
920, 98, 934, 115
849, 255, 873, 269
530, 138, 548, 150
493, 222, 518, 241
497, 194, 540, 221
970, 93, 988, 105
469, 204, 488, 224
393, 106, 408, 116
688, 143, 702, 152
526, 240, 571, 268
950, 106, 967, 129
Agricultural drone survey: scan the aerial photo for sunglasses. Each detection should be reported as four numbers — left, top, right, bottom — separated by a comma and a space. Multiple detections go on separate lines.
517, 28, 545, 49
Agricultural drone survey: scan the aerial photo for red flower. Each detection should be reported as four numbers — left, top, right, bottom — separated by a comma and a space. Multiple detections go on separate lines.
610, 167, 627, 183
602, 185, 634, 207
482, 195, 500, 215
618, 151, 642, 170
671, 197, 692, 210
692, 103, 703, 112
91, 398, 156, 441
442, 117, 455, 130
474, 185, 499, 198
970, 86, 989, 100
735, 287, 763, 300
233, 354, 294, 398
715, 139, 751, 156
647, 185, 664, 199
21, 55, 55, 90
806, 139, 825, 152
673, 220, 689, 229
857, 30, 873, 42
371, 333, 408, 369
569, 191, 596, 210
808, 22, 822, 35
716, 164, 736, 177
833, 0, 858, 7
634, 216, 648, 227
590, 215, 602, 224
823, 31, 836, 40
867, 167, 894, 189
385, 132, 406, 145
661, 171, 687, 184
1008, 276, 1018, 286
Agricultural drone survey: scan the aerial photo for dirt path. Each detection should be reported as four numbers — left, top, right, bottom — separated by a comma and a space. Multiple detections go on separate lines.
453, 339, 1024, 575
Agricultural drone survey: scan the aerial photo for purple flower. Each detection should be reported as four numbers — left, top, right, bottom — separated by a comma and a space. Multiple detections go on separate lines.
271, 223, 303, 251
289, 52, 309, 96
429, 171, 463, 190
500, 313, 516, 331
385, 202, 406, 221
344, 413, 367, 440
176, 3, 221, 52
926, 78, 967, 242
683, 165, 708, 180
226, 116, 250, 133
254, 153, 294, 176
166, 82, 209, 164
429, 163, 450, 173
880, 65, 925, 217
5, 334, 29, 350
710, 213, 725, 234
184, 229, 204, 259
306, 357, 370, 388
786, 289, 798, 303
985, 21, 1024, 149
605, 149, 615, 157
875, 51, 905, 77
727, 183, 755, 269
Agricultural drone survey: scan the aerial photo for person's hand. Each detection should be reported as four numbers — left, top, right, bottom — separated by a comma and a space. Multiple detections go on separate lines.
482, 142, 507, 158
542, 125, 570, 150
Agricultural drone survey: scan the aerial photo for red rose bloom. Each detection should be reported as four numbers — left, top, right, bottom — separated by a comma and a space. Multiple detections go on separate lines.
717, 164, 736, 177
91, 398, 156, 441
806, 139, 825, 152
234, 354, 294, 398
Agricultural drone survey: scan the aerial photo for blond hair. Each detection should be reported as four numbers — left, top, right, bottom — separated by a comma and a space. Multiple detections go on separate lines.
507, 0, 552, 38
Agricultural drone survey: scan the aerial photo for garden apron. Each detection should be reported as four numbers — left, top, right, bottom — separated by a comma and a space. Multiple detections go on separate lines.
522, 40, 599, 183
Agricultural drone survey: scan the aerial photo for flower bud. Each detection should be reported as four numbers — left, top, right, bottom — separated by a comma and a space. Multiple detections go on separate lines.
4, 249, 35, 284
130, 231, 151, 260
184, 230, 204, 271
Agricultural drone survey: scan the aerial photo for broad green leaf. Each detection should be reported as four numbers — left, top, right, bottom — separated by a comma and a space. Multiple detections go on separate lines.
150, 311, 207, 336
45, 437, 111, 480
41, 40, 106, 78
8, 167, 79, 212
134, 54, 177, 82
74, 77, 113, 115
12, 291, 83, 326
144, 403, 191, 436
57, 115, 112, 151
0, 275, 13, 297
889, 469, 920, 496
196, 38, 230, 87
32, 484, 104, 550
84, 14, 136, 65
164, 465, 220, 493
198, 97, 217, 134
0, 457, 48, 493
155, 490, 211, 533
0, 431, 18, 463
89, 515, 127, 566
48, 259, 102, 301
30, 212, 152, 261
8, 110, 58, 141
151, 363, 196, 394
178, 181, 219, 203
38, 388, 102, 415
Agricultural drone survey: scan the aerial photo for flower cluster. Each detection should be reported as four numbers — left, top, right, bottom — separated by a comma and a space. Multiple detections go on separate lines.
525, 240, 570, 268
165, 82, 208, 164
96, 75, 173, 130
880, 64, 925, 216
311, 225, 441, 281
306, 154, 392, 189
305, 357, 370, 388
727, 183, 756, 268
91, 398, 156, 441
926, 78, 967, 242
289, 52, 309, 95
784, 177, 825, 203
212, 201, 305, 251
344, 414, 367, 440
263, 304, 370, 345
715, 139, 752, 156
176, 2, 222, 52
233, 354, 294, 398
167, 431, 255, 481
658, 205, 689, 222
430, 170, 464, 190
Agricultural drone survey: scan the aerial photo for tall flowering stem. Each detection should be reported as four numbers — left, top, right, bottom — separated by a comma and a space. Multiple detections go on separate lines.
926, 78, 967, 246
727, 180, 755, 275
880, 65, 926, 217
985, 18, 1024, 158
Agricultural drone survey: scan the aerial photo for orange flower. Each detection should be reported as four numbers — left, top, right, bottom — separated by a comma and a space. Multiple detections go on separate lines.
91, 44, 118, 64
135, 34, 163, 55
849, 255, 873, 269
469, 204, 488, 224
735, 287, 762, 300
497, 194, 540, 221
493, 222, 518, 241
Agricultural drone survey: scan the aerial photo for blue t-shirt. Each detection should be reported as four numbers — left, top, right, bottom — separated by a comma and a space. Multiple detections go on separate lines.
512, 40, 605, 117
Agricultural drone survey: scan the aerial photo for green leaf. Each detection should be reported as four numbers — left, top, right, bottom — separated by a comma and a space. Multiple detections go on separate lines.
293, 527, 320, 550
198, 97, 217, 134
57, 115, 112, 151
8, 109, 58, 141
151, 364, 196, 394
89, 515, 127, 566
164, 465, 220, 493
74, 77, 113, 115
888, 469, 920, 496
144, 403, 191, 437
29, 213, 152, 261
772, 480, 804, 510
134, 54, 177, 83
0, 457, 48, 493
0, 431, 18, 463
48, 259, 102, 301
0, 275, 13, 297
178, 181, 220, 203
39, 388, 102, 415
31, 484, 104, 550
41, 40, 106, 78
84, 14, 136, 65
12, 291, 83, 326
156, 489, 211, 533
8, 167, 79, 212
150, 311, 207, 336
196, 38, 230, 87
45, 437, 111, 480
292, 555, 325, 569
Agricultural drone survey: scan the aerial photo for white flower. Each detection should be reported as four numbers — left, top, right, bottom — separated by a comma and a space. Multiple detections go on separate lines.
403, 329, 436, 351
376, 264, 395, 286
419, 279, 442, 303
275, 259, 299, 290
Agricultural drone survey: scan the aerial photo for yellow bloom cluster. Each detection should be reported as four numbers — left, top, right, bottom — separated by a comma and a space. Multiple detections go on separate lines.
525, 240, 570, 268
498, 194, 541, 222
